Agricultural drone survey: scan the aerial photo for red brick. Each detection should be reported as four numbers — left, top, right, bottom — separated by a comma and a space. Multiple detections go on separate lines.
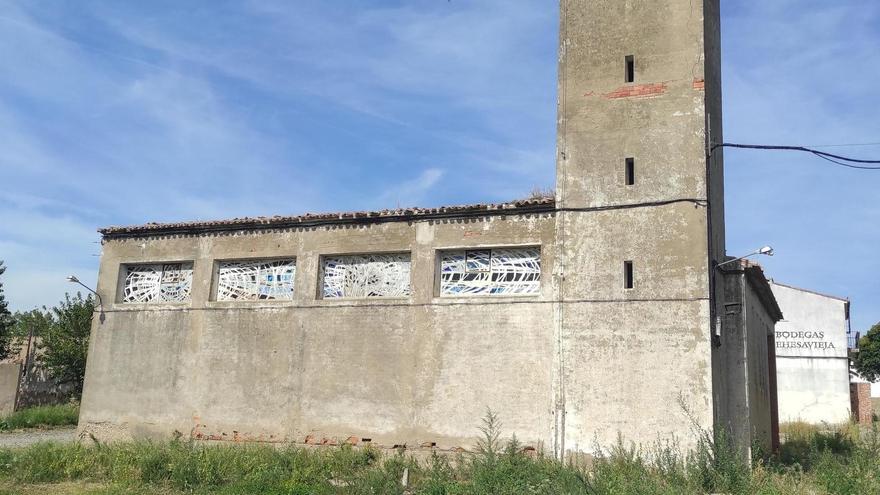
851, 383, 873, 424
602, 83, 667, 99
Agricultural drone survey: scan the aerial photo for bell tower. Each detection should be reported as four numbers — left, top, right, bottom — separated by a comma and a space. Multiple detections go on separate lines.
552, 0, 726, 455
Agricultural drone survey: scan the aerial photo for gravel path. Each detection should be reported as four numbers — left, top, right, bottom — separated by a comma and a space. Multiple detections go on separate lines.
0, 427, 77, 448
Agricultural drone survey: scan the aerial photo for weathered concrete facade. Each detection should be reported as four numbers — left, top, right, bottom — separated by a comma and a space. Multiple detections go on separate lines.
553, 0, 725, 455
81, 212, 561, 448
0, 363, 20, 416
770, 281, 851, 424
80, 0, 769, 455
719, 263, 783, 456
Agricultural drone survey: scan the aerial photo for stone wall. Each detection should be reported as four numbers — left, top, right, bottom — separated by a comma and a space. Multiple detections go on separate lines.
4, 337, 77, 410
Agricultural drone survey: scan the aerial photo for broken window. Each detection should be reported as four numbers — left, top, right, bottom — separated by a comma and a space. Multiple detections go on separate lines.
121, 263, 194, 303
216, 259, 296, 301
321, 253, 412, 299
439, 247, 541, 296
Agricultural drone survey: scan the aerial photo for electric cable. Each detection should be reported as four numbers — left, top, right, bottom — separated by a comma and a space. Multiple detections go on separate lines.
711, 143, 880, 170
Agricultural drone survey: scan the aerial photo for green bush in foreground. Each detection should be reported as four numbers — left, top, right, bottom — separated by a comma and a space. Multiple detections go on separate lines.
0, 417, 878, 494
0, 403, 79, 431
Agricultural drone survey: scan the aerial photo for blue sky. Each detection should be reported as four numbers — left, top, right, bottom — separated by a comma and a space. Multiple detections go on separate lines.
0, 1, 877, 331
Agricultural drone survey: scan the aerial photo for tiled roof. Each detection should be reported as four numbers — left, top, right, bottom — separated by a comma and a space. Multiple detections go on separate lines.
99, 197, 556, 238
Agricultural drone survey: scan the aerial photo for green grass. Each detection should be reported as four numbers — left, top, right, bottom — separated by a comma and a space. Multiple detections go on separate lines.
0, 403, 80, 431
0, 415, 877, 494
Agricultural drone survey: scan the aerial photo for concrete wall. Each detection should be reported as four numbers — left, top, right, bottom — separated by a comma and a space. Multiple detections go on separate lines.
555, 0, 721, 454
0, 363, 21, 416
81, 215, 559, 448
775, 357, 850, 424
17, 364, 76, 409
742, 276, 775, 453
770, 282, 850, 424
719, 266, 779, 456
7, 337, 77, 409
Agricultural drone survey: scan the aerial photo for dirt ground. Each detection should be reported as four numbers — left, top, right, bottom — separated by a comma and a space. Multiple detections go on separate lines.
0, 427, 77, 448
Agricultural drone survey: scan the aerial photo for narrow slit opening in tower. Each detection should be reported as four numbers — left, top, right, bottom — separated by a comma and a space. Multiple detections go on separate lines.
625, 158, 635, 185
624, 261, 634, 289
625, 55, 635, 83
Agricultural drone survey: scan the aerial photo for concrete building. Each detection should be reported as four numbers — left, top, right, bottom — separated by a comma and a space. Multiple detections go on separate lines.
769, 281, 851, 424
79, 0, 779, 457
720, 262, 783, 451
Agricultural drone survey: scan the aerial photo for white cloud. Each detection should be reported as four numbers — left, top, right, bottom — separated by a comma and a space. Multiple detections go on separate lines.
377, 168, 445, 208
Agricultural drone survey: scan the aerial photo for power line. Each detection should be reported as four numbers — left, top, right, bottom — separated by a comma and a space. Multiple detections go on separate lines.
711, 143, 880, 170
809, 142, 880, 148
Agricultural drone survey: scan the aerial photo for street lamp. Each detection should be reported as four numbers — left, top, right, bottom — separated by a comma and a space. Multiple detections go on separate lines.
716, 246, 774, 269
66, 275, 105, 324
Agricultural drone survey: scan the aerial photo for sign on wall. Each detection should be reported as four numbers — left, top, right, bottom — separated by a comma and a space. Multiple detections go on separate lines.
775, 330, 837, 351
770, 282, 849, 359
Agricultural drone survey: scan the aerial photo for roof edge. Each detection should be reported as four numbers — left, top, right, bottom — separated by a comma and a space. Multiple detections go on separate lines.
768, 279, 849, 303
99, 198, 556, 239
741, 264, 784, 322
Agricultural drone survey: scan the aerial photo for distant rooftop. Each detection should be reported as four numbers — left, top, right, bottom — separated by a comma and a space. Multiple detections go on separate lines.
99, 197, 556, 239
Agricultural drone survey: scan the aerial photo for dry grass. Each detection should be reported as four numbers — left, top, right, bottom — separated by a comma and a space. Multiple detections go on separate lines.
0, 416, 877, 494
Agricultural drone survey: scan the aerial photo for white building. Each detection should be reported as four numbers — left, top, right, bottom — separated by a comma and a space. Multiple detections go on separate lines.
770, 281, 851, 424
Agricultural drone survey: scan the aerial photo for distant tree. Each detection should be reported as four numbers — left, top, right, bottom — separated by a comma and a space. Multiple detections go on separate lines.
41, 293, 94, 395
0, 261, 13, 359
9, 307, 55, 359
853, 322, 880, 382
11, 308, 54, 338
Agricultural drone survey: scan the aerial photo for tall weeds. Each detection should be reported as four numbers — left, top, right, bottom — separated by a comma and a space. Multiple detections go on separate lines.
0, 402, 79, 431
0, 413, 878, 494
